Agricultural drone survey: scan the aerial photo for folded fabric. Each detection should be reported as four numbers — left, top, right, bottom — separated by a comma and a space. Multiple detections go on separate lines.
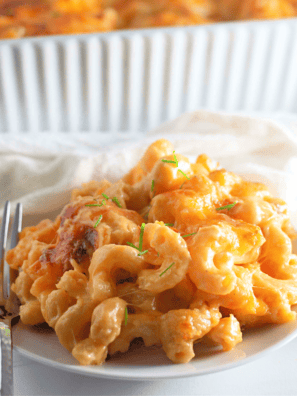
1, 110, 297, 226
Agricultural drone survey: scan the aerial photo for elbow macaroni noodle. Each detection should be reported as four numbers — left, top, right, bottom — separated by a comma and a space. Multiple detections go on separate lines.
6, 139, 297, 365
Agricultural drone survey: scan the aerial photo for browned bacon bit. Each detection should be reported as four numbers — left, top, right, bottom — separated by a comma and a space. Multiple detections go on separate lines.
40, 224, 98, 275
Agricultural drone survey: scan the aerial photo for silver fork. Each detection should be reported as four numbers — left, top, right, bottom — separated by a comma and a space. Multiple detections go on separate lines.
0, 202, 22, 396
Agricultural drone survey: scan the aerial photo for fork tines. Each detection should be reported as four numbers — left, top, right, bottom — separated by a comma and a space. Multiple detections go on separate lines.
0, 201, 22, 396
0, 202, 22, 303
0, 201, 10, 303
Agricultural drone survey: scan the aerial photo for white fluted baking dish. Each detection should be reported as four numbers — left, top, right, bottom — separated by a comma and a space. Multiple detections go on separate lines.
0, 18, 297, 134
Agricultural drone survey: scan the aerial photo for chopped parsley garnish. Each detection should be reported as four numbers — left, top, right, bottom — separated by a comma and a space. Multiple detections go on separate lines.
181, 232, 197, 238
159, 262, 175, 277
162, 159, 176, 164
127, 242, 139, 250
138, 223, 145, 251
94, 215, 103, 228
151, 180, 155, 192
127, 223, 147, 256
124, 307, 128, 326
112, 197, 122, 208
173, 151, 178, 167
89, 193, 121, 208
178, 169, 190, 179
162, 151, 178, 167
85, 199, 106, 207
165, 223, 174, 227
162, 150, 192, 186
88, 193, 121, 208
216, 202, 237, 211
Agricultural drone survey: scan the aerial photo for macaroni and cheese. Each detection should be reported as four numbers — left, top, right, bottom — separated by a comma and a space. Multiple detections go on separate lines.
1, 0, 297, 39
6, 139, 297, 365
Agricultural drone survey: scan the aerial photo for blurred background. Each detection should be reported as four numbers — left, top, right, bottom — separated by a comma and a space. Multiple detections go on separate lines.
0, 0, 297, 134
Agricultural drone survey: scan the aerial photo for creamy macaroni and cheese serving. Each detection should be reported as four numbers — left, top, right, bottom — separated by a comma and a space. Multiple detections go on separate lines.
1, 0, 297, 39
6, 139, 297, 365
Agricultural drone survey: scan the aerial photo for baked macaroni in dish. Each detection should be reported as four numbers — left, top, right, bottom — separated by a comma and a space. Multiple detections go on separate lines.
1, 0, 297, 39
6, 139, 297, 365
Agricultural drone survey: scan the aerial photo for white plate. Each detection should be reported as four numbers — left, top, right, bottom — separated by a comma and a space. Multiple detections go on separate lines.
10, 124, 297, 380
13, 306, 297, 380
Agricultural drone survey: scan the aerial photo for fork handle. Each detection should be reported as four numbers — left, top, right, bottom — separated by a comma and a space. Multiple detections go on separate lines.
0, 320, 13, 396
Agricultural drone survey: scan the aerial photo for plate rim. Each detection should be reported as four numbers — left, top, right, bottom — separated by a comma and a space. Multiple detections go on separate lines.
14, 321, 297, 380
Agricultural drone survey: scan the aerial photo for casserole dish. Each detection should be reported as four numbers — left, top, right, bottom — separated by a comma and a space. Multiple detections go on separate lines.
0, 18, 296, 133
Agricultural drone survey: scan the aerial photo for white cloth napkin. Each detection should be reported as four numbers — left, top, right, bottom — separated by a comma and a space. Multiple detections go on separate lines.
1, 110, 297, 226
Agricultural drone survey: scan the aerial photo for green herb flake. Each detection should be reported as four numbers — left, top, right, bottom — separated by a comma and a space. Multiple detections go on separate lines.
161, 151, 179, 167
159, 262, 175, 277
102, 193, 109, 200
178, 169, 190, 179
127, 223, 146, 255
180, 181, 186, 189
85, 199, 106, 207
127, 241, 140, 251
165, 223, 174, 227
124, 307, 128, 326
94, 215, 103, 228
157, 252, 160, 257
173, 151, 178, 167
139, 223, 145, 252
151, 180, 155, 192
181, 232, 197, 238
216, 202, 237, 211
112, 197, 122, 208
